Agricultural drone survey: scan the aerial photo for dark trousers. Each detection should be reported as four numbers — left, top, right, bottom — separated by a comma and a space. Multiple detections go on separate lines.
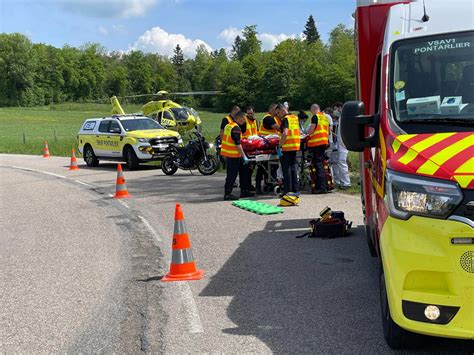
225, 157, 248, 195
280, 151, 299, 194
311, 146, 327, 191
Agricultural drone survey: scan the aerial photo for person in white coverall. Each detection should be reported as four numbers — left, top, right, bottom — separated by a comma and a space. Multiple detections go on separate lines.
331, 103, 351, 189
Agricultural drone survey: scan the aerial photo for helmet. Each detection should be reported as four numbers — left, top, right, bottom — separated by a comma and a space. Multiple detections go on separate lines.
279, 194, 299, 207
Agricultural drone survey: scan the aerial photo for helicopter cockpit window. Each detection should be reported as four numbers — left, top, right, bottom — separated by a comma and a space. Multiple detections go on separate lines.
171, 108, 190, 121
190, 108, 199, 118
121, 118, 163, 131
163, 111, 173, 120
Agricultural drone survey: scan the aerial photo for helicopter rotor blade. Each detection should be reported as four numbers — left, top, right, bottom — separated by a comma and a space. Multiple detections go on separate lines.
166, 91, 224, 96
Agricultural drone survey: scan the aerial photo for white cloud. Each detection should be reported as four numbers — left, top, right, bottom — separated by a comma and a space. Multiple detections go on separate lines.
218, 27, 242, 44
259, 33, 294, 50
130, 26, 212, 58
218, 27, 296, 51
58, 0, 158, 18
98, 26, 108, 35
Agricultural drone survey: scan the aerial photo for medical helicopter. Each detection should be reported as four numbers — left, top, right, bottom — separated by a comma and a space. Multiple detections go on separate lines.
110, 90, 221, 135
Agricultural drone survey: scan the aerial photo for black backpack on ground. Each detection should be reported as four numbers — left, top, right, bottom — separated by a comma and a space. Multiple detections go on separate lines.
296, 211, 352, 239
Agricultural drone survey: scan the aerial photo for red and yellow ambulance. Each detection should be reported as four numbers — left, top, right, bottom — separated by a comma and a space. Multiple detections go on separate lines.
341, 0, 473, 348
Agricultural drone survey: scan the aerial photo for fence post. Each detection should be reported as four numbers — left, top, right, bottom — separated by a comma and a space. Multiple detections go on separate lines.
22, 133, 26, 144
54, 130, 58, 142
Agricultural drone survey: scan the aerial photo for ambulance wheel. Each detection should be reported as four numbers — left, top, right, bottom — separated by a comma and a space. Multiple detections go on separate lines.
380, 271, 422, 349
124, 146, 140, 171
366, 225, 378, 257
84, 145, 99, 167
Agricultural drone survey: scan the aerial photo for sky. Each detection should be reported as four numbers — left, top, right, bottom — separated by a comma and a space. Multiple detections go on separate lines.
0, 0, 354, 57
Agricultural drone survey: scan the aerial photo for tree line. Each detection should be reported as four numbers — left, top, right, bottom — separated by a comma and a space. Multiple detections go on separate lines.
0, 16, 355, 112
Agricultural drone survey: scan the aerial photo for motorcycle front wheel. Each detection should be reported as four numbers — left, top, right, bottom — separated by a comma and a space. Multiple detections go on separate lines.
161, 156, 178, 175
197, 155, 219, 175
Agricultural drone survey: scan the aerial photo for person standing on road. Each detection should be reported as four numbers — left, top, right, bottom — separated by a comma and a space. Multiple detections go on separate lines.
242, 106, 258, 138
242, 106, 259, 192
221, 111, 255, 201
218, 105, 240, 171
259, 103, 280, 136
332, 102, 351, 189
276, 103, 300, 198
255, 103, 279, 194
307, 104, 330, 194
220, 105, 241, 141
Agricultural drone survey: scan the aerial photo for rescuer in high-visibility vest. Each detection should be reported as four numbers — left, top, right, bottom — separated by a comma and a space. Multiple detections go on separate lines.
220, 105, 240, 141
221, 111, 254, 201
276, 103, 301, 198
242, 105, 259, 193
242, 106, 259, 138
259, 103, 281, 136
307, 103, 330, 194
255, 103, 279, 193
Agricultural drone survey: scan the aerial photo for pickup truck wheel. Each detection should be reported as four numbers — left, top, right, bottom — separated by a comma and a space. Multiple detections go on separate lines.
84, 145, 99, 167
380, 271, 422, 349
124, 146, 140, 171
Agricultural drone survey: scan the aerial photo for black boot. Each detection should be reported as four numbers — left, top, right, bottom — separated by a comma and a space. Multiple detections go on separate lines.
240, 190, 255, 198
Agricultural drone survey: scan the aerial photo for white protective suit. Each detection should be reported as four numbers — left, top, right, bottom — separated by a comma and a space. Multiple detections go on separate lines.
331, 115, 351, 188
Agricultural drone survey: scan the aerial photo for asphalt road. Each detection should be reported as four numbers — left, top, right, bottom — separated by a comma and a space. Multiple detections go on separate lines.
0, 154, 472, 353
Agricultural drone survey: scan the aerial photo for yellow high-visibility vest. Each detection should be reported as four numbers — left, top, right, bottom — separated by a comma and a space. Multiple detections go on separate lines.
221, 121, 241, 158
259, 113, 281, 136
307, 113, 329, 148
242, 116, 259, 138
281, 114, 300, 152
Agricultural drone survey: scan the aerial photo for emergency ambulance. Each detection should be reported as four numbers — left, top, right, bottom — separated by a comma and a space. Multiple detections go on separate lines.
340, 0, 473, 348
77, 115, 182, 170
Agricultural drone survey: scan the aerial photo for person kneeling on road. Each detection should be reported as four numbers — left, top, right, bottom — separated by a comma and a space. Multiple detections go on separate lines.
221, 111, 255, 201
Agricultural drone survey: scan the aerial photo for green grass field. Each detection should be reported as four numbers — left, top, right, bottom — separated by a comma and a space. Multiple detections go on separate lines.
0, 103, 360, 193
0, 103, 225, 157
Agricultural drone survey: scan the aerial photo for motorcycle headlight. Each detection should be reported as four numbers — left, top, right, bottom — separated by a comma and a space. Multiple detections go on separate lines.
177, 136, 183, 145
137, 138, 149, 143
386, 170, 463, 220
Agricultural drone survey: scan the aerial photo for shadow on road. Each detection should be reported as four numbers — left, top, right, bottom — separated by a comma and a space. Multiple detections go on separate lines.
200, 219, 474, 353
125, 172, 227, 203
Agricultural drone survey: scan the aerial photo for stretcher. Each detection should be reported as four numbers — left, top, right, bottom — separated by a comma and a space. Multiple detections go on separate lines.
242, 135, 334, 194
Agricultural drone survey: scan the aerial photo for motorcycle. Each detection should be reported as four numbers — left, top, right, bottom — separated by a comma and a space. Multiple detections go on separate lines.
161, 129, 219, 176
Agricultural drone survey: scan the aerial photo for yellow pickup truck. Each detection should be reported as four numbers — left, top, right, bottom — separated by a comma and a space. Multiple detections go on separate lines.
77, 115, 182, 170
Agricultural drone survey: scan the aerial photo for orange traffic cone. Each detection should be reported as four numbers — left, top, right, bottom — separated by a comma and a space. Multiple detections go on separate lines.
161, 204, 204, 282
43, 141, 50, 158
69, 148, 80, 170
113, 163, 131, 198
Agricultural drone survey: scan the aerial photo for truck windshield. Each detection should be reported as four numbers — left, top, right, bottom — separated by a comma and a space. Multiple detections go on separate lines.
391, 31, 474, 124
121, 118, 164, 131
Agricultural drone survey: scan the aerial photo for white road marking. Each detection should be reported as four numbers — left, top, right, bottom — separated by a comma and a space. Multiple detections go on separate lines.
117, 199, 130, 209
177, 282, 204, 334
137, 215, 162, 243
74, 180, 95, 188
40, 171, 66, 179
